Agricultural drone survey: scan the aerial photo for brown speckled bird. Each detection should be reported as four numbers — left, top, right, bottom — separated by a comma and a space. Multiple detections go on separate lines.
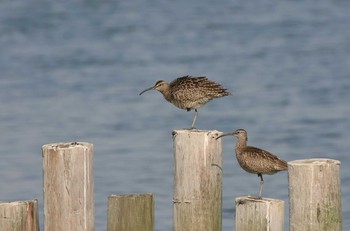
217, 129, 288, 198
139, 75, 231, 129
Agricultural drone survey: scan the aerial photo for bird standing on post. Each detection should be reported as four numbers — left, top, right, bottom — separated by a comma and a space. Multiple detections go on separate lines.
139, 75, 231, 129
216, 129, 288, 199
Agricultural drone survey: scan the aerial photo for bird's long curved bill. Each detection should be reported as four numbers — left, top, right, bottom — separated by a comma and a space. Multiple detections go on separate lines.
139, 86, 155, 95
216, 133, 234, 139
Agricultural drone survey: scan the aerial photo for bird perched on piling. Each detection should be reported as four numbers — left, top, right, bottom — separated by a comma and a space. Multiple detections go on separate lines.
216, 129, 288, 198
139, 75, 231, 129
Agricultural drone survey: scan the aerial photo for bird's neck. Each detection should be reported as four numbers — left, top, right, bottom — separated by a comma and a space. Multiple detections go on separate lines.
235, 137, 247, 151
158, 85, 172, 101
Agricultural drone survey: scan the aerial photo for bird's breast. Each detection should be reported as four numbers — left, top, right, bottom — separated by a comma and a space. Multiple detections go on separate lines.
168, 95, 210, 110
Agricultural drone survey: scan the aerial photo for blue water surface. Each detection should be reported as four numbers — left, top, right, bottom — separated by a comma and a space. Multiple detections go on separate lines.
1, 0, 349, 230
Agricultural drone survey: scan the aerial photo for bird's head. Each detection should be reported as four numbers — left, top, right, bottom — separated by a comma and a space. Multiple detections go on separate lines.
216, 129, 247, 141
233, 129, 247, 139
139, 80, 169, 95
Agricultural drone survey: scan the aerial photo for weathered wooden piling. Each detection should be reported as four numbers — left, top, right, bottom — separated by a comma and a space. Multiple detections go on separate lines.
107, 194, 154, 231
0, 199, 39, 231
42, 142, 94, 231
288, 158, 342, 231
172, 129, 223, 231
235, 197, 284, 231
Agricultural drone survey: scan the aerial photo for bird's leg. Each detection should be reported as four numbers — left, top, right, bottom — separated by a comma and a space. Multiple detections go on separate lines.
258, 174, 264, 199
190, 109, 198, 129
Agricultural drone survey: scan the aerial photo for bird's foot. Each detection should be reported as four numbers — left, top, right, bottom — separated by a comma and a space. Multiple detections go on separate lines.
183, 127, 196, 130
247, 195, 263, 200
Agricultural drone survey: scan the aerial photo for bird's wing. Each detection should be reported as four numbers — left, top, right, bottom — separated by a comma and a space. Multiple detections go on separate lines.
170, 76, 208, 101
170, 76, 229, 101
239, 146, 288, 174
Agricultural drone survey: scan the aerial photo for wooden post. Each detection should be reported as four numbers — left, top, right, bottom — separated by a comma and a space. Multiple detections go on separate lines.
42, 142, 94, 231
288, 158, 342, 231
0, 199, 39, 231
173, 129, 222, 231
107, 194, 154, 231
235, 197, 284, 231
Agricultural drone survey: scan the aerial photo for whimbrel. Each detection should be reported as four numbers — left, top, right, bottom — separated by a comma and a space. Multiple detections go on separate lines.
139, 75, 231, 129
217, 129, 288, 198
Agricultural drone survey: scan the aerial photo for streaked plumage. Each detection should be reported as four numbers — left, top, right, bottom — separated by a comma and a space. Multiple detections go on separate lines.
139, 75, 231, 129
217, 129, 288, 198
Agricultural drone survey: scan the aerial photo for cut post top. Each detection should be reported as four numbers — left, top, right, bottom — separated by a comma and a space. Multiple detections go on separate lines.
173, 129, 222, 133
42, 142, 93, 151
236, 196, 284, 204
288, 158, 340, 166
0, 199, 38, 205
172, 129, 223, 137
109, 193, 153, 199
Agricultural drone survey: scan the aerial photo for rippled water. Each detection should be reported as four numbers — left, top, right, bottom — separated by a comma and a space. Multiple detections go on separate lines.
1, 0, 349, 230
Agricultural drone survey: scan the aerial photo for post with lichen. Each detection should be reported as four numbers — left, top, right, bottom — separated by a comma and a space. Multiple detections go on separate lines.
173, 129, 223, 231
235, 196, 285, 231
107, 194, 154, 231
0, 199, 39, 231
42, 142, 94, 231
288, 158, 342, 231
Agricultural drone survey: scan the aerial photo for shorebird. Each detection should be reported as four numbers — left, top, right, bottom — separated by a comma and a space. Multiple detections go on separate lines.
217, 129, 288, 198
139, 75, 231, 129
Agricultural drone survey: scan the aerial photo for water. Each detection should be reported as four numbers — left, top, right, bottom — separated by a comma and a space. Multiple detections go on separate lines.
0, 0, 349, 230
